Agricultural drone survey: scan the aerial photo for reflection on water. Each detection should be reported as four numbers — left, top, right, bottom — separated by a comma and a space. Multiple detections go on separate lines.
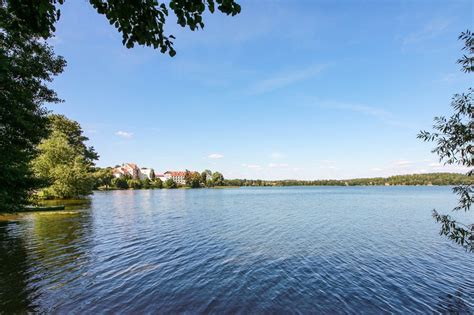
0, 221, 34, 312
0, 208, 93, 312
39, 198, 93, 211
0, 187, 473, 313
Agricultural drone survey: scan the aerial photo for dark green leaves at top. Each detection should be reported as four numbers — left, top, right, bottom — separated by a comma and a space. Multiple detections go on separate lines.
1, 0, 241, 57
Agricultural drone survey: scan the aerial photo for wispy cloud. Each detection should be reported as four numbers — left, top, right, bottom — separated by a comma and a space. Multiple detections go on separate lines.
115, 131, 133, 139
401, 19, 450, 47
250, 65, 325, 95
319, 100, 412, 128
208, 153, 224, 159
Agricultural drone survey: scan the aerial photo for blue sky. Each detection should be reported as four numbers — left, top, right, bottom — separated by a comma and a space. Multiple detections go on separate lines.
47, 0, 472, 180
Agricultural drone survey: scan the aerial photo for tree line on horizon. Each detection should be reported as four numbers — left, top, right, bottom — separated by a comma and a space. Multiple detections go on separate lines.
91, 171, 472, 190
223, 173, 473, 187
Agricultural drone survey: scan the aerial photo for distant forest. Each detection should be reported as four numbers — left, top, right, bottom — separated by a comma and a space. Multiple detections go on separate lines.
223, 173, 473, 187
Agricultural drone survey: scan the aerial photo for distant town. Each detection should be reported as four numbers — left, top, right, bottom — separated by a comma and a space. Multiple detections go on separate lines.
103, 163, 225, 189
112, 163, 189, 185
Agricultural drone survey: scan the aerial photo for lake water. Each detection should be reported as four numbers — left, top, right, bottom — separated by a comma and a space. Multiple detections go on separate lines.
1, 187, 473, 313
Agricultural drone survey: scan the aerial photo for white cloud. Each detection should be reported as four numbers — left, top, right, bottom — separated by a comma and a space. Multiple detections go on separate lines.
115, 131, 133, 139
250, 65, 325, 95
371, 168, 383, 171
208, 153, 224, 159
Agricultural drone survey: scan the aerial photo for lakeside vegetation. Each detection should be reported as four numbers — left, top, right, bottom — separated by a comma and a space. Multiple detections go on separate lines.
224, 173, 473, 187
91, 172, 472, 191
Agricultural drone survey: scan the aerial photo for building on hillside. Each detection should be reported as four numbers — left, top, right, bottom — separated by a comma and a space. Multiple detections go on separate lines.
140, 168, 155, 180
113, 163, 140, 179
164, 171, 187, 185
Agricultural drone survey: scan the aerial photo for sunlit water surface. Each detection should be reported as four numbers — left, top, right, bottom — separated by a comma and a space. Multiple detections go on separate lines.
1, 187, 473, 313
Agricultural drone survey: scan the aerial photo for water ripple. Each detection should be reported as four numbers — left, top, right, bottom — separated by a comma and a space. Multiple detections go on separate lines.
0, 187, 473, 313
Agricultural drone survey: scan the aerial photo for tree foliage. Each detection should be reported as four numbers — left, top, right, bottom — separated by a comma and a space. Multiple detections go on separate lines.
3, 0, 241, 56
48, 114, 98, 165
112, 176, 128, 189
164, 178, 177, 189
31, 131, 95, 199
93, 167, 113, 189
211, 171, 224, 186
201, 169, 212, 185
30, 115, 98, 199
0, 2, 66, 211
418, 30, 473, 252
153, 177, 163, 189
185, 170, 201, 188
127, 179, 142, 189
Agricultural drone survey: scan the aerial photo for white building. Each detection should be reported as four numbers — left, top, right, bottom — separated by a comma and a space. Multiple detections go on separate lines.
139, 168, 155, 180
163, 171, 187, 185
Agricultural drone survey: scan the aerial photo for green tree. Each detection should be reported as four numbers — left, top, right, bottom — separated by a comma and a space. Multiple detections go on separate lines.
48, 114, 98, 165
93, 167, 114, 189
112, 176, 128, 189
212, 171, 225, 186
0, 4, 66, 211
186, 171, 202, 188
201, 169, 212, 186
152, 177, 163, 189
127, 179, 142, 189
141, 178, 152, 189
164, 178, 177, 189
418, 30, 473, 252
31, 131, 95, 199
